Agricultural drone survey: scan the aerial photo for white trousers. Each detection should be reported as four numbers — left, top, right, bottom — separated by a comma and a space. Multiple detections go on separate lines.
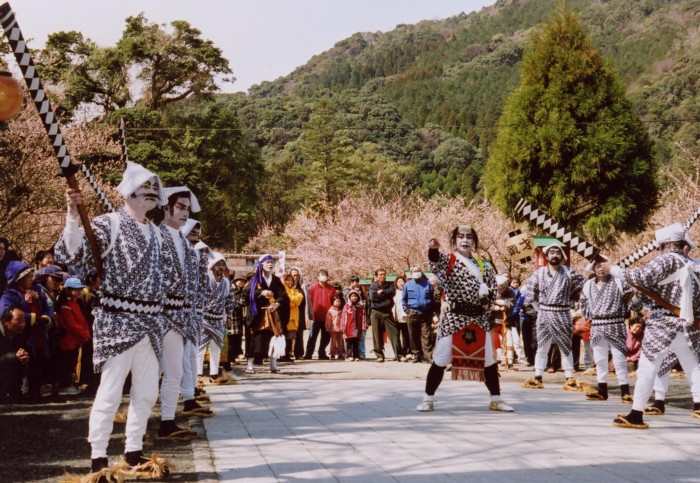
654, 373, 670, 400
592, 338, 629, 385
433, 328, 496, 367
182, 340, 197, 400
631, 332, 700, 412
88, 337, 159, 458
159, 330, 184, 421
197, 343, 222, 376
497, 327, 526, 363
534, 338, 574, 378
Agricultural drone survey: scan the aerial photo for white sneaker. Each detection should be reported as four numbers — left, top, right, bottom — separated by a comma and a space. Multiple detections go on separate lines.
416, 396, 435, 412
489, 400, 514, 412
58, 386, 82, 396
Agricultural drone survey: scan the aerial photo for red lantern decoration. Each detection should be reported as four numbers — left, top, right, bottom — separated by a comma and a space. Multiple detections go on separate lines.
0, 71, 23, 121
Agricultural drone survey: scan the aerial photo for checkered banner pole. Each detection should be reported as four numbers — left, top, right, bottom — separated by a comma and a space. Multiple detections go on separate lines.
618, 205, 700, 268
514, 198, 601, 262
0, 3, 114, 213
1, 2, 105, 273
118, 117, 129, 166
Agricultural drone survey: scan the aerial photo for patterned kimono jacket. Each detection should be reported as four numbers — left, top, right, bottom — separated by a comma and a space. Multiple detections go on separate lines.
429, 250, 496, 337
55, 207, 164, 372
201, 274, 233, 350
228, 285, 247, 336
580, 277, 633, 354
525, 265, 585, 356
193, 249, 210, 346
616, 249, 700, 362
160, 224, 200, 345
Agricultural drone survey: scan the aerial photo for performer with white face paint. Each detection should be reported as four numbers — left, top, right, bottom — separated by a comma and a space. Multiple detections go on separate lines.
197, 252, 234, 383
599, 223, 700, 429
522, 243, 587, 391
55, 161, 169, 476
416, 225, 513, 413
158, 186, 211, 442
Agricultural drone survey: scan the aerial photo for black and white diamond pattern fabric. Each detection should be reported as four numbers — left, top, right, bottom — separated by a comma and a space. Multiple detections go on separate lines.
200, 275, 230, 350
515, 198, 600, 261
429, 251, 496, 337
621, 250, 700, 361
580, 278, 631, 354
620, 206, 700, 267
54, 207, 165, 371
0, 5, 115, 213
525, 266, 586, 356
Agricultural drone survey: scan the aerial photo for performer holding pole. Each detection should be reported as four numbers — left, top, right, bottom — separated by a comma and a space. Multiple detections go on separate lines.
55, 162, 169, 477
416, 225, 513, 413
599, 223, 700, 429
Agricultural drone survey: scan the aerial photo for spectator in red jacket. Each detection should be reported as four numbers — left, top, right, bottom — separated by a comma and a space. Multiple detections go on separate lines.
55, 278, 91, 397
304, 269, 336, 360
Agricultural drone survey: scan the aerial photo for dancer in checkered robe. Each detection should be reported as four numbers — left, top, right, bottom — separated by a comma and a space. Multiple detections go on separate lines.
600, 223, 700, 429
157, 186, 211, 441
523, 243, 586, 391
55, 161, 169, 475
416, 225, 514, 413
580, 259, 635, 402
197, 252, 234, 383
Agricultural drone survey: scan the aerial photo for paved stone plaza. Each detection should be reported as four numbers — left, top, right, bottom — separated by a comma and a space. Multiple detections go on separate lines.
194, 362, 700, 483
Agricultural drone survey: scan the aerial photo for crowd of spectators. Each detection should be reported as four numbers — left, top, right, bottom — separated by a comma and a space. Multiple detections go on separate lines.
1, 232, 652, 404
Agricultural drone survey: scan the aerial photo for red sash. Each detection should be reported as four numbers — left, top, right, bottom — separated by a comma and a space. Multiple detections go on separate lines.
451, 324, 486, 381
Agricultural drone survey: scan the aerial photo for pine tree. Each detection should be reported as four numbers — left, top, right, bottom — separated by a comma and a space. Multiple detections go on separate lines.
483, 4, 658, 244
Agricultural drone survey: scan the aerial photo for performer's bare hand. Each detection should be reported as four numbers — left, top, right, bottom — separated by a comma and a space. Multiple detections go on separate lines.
66, 188, 83, 217
261, 290, 273, 298
428, 238, 440, 249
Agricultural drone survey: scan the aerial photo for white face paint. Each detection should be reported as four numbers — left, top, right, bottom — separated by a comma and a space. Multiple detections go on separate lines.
262, 259, 274, 273
126, 177, 160, 212
163, 196, 192, 228
455, 232, 474, 255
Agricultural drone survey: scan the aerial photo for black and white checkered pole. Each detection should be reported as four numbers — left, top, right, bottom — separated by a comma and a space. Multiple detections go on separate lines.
0, 3, 114, 213
618, 205, 700, 267
514, 198, 601, 262
1, 2, 105, 274
118, 117, 128, 166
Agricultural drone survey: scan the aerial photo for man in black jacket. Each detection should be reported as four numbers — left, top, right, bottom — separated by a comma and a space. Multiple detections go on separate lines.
369, 269, 401, 362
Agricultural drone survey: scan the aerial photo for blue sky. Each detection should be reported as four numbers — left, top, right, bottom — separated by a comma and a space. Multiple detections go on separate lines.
9, 0, 495, 93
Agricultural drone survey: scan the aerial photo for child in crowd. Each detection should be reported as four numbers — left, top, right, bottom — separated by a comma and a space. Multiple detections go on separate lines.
626, 317, 645, 374
342, 290, 366, 361
55, 278, 90, 396
325, 296, 344, 359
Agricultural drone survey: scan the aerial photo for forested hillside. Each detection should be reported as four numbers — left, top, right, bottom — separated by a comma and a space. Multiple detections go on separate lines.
221, 0, 700, 230
4, 0, 700, 257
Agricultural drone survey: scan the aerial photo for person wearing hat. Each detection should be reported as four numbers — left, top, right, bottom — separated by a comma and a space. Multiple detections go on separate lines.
599, 223, 700, 429
579, 258, 636, 403
416, 225, 513, 413
0, 261, 53, 400
522, 243, 587, 392
54, 277, 91, 396
401, 265, 434, 363
245, 254, 288, 373
226, 273, 248, 365
197, 252, 233, 384
158, 187, 210, 442
55, 161, 170, 476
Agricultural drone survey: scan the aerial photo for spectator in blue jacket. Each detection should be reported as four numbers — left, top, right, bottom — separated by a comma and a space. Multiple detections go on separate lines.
402, 265, 434, 363
0, 261, 53, 399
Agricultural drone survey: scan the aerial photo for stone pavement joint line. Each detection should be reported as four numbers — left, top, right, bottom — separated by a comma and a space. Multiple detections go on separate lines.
199, 379, 700, 483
